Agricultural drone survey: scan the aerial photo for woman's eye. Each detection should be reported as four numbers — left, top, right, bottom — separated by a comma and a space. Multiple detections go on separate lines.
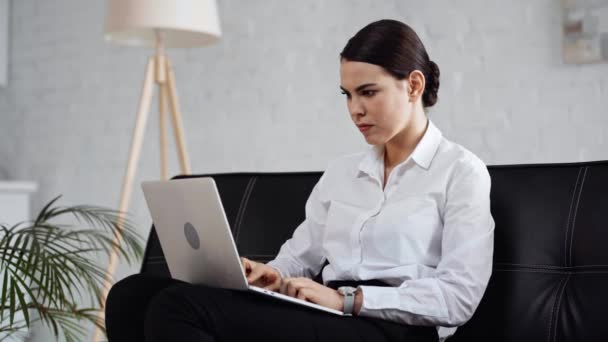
341, 91, 351, 99
362, 90, 376, 97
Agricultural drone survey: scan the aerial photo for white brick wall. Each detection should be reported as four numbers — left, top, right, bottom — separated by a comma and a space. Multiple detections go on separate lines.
0, 0, 607, 340
0, 0, 8, 86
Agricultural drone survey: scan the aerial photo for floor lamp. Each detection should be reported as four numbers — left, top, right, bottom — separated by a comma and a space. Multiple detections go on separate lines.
93, 0, 221, 340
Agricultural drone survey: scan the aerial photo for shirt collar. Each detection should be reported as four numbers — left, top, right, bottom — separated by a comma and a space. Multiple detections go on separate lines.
357, 118, 443, 178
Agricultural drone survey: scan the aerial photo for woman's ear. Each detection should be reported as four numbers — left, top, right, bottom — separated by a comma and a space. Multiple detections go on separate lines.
407, 70, 426, 102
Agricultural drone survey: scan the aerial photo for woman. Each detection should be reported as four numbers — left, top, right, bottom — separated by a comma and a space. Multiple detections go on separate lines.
106, 19, 494, 342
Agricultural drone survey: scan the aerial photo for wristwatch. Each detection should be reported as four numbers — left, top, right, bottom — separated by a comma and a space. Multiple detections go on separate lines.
337, 286, 358, 315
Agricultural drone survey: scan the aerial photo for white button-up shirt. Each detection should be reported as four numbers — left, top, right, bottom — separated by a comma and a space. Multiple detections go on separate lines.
267, 119, 494, 341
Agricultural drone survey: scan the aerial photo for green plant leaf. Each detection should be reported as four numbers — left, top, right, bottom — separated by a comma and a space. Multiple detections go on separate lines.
34, 194, 62, 226
13, 284, 29, 327
0, 268, 8, 322
9, 277, 16, 326
1, 195, 144, 339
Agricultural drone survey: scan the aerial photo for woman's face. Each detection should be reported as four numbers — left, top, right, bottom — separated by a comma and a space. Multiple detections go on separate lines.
339, 60, 413, 146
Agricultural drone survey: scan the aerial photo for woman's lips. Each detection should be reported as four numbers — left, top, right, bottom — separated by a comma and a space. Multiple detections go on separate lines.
358, 125, 372, 132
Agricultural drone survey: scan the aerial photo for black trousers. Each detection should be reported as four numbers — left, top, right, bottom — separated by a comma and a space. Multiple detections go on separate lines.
105, 273, 439, 342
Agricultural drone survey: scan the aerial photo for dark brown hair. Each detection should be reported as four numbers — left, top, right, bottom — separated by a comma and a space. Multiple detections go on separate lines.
340, 19, 440, 108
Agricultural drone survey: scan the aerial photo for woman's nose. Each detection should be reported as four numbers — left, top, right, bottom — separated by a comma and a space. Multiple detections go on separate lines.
348, 97, 365, 117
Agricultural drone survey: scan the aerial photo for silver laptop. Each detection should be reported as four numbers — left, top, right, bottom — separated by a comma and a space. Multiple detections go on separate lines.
141, 177, 343, 316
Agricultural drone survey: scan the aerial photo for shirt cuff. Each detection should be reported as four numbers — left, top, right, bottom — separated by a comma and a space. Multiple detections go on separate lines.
357, 285, 401, 314
358, 281, 450, 319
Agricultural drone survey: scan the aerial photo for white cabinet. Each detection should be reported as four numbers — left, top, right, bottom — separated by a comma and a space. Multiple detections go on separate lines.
0, 181, 38, 226
0, 181, 37, 341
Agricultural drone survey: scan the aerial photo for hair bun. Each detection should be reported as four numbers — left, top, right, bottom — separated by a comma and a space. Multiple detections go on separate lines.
423, 60, 440, 107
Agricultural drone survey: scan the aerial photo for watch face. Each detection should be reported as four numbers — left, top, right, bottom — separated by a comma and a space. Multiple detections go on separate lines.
338, 286, 357, 295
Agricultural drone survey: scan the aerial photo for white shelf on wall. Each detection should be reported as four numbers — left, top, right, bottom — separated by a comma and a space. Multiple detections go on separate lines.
0, 0, 8, 86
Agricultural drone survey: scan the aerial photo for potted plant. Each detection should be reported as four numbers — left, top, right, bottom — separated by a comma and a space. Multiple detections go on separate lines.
0, 195, 144, 341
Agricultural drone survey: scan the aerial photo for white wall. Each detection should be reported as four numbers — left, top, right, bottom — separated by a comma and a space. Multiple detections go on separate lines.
0, 0, 7, 86
0, 0, 607, 340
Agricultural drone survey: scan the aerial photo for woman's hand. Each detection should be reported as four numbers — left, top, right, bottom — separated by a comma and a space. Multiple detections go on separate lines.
279, 277, 344, 312
240, 257, 282, 291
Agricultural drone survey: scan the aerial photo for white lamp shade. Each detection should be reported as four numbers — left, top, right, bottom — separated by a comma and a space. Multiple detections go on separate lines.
105, 0, 221, 48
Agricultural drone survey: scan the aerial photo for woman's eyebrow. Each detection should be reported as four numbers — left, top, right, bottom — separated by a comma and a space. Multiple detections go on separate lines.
340, 83, 378, 94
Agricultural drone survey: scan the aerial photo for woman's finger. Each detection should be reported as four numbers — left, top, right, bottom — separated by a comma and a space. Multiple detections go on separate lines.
287, 280, 298, 298
296, 287, 311, 302
280, 278, 308, 295
264, 279, 281, 291
246, 264, 265, 283
240, 257, 252, 275
260, 270, 278, 286
280, 277, 289, 294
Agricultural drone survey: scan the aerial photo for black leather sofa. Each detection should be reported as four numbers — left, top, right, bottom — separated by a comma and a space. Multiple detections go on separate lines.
140, 160, 608, 341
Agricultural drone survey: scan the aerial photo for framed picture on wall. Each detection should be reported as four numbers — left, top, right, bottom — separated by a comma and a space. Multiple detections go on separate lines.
562, 0, 608, 64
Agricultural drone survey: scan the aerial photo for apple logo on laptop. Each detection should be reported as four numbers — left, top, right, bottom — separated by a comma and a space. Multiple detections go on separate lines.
183, 222, 200, 250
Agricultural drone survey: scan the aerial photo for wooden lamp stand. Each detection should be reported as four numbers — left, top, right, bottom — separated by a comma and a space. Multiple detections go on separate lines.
93, 32, 192, 341
98, 0, 221, 338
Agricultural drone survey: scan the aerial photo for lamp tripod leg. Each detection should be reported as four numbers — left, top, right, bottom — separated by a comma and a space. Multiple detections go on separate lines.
159, 83, 169, 180
92, 57, 156, 342
165, 58, 192, 175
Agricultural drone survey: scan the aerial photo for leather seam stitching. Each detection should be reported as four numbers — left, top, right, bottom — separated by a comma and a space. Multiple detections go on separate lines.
547, 275, 568, 342
233, 177, 255, 244
564, 167, 582, 267
494, 269, 608, 274
235, 176, 257, 244
553, 274, 571, 342
569, 166, 587, 266
496, 262, 608, 267
496, 263, 608, 268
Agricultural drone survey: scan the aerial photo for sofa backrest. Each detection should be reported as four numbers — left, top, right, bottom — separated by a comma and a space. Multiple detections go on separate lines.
450, 161, 608, 341
140, 161, 608, 341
